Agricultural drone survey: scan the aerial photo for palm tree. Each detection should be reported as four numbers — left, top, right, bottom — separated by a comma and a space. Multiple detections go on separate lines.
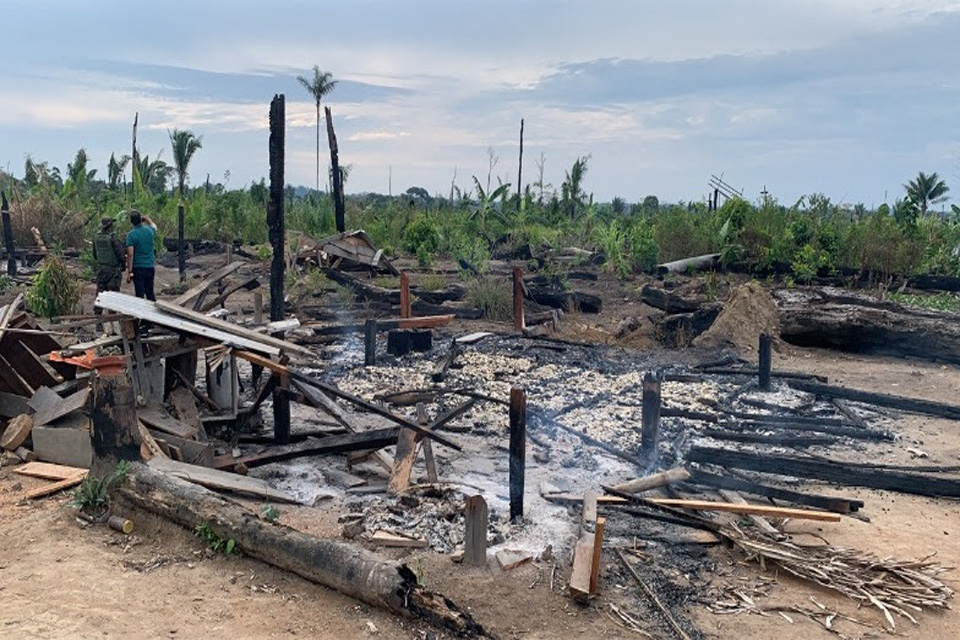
107, 153, 131, 190
136, 154, 172, 195
296, 65, 338, 195
169, 129, 203, 199
64, 148, 97, 202
904, 171, 950, 215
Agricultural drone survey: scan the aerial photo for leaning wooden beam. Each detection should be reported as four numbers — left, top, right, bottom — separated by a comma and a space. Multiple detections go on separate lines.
687, 445, 960, 498
173, 261, 244, 307
687, 469, 863, 514
611, 467, 690, 494
215, 428, 400, 469
121, 463, 486, 636
149, 457, 297, 503
310, 315, 454, 336
787, 379, 960, 421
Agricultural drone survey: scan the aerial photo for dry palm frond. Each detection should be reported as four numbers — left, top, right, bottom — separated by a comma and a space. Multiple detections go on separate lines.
722, 524, 953, 630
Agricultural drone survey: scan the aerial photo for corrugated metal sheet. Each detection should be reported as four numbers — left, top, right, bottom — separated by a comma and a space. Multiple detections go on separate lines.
94, 292, 280, 356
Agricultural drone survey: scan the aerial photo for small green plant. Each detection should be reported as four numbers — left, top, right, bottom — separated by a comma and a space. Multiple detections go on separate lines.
888, 292, 960, 313
416, 273, 448, 292
372, 275, 400, 289
70, 460, 130, 519
26, 255, 81, 319
260, 505, 280, 522
0, 274, 16, 294
195, 521, 237, 555
465, 277, 512, 321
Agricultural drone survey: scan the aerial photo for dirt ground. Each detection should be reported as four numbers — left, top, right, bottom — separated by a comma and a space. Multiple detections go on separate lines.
1, 255, 959, 639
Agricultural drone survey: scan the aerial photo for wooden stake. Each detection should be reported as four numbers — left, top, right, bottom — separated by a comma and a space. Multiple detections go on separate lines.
0, 191, 16, 276
589, 517, 606, 594
400, 272, 411, 319
512, 267, 525, 331
516, 119, 524, 207
364, 319, 377, 366
509, 387, 526, 521
268, 93, 289, 444
759, 333, 772, 391
417, 402, 438, 483
177, 204, 186, 283
640, 371, 662, 469
325, 106, 346, 233
253, 292, 263, 324
464, 495, 488, 567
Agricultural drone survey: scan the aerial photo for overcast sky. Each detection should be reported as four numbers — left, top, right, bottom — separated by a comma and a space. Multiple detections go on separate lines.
1, 0, 958, 207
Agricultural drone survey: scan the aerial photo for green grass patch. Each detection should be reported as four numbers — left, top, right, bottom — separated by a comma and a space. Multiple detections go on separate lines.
466, 277, 512, 321
888, 292, 960, 313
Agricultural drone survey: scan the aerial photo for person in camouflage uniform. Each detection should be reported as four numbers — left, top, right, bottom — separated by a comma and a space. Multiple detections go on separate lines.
93, 218, 125, 294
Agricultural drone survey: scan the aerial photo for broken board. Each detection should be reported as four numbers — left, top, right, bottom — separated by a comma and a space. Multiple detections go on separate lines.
31, 387, 90, 427
13, 461, 87, 480
147, 457, 298, 504
370, 530, 428, 548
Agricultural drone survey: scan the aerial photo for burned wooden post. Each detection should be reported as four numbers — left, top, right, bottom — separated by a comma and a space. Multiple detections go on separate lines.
400, 272, 411, 319
364, 319, 377, 366
464, 495, 488, 567
1, 191, 16, 276
516, 118, 524, 208
268, 93, 290, 444
640, 371, 662, 469
177, 203, 186, 283
759, 333, 772, 391
509, 387, 526, 521
251, 292, 264, 385
90, 366, 140, 477
512, 267, 525, 331
325, 105, 346, 233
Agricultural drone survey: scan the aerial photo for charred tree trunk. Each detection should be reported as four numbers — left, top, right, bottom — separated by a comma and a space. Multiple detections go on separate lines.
120, 463, 487, 636
325, 106, 346, 233
90, 369, 141, 477
774, 287, 960, 364
516, 118, 524, 208
268, 94, 290, 444
0, 191, 16, 276
177, 204, 186, 283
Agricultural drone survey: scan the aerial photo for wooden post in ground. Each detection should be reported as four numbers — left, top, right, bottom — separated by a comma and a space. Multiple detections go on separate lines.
364, 319, 377, 366
325, 106, 346, 233
251, 292, 264, 385
1, 191, 16, 276
177, 204, 186, 283
641, 371, 662, 469
509, 387, 526, 521
90, 367, 141, 477
759, 333, 772, 391
400, 272, 411, 319
516, 119, 524, 208
464, 495, 488, 567
268, 93, 290, 444
512, 267, 525, 331
417, 402, 438, 483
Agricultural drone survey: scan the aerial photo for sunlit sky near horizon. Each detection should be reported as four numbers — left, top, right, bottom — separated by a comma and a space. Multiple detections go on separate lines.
1, 0, 958, 207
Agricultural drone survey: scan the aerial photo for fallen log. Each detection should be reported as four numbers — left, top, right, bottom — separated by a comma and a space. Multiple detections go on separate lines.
787, 379, 960, 421
121, 463, 486, 636
702, 429, 836, 448
640, 285, 702, 313
774, 286, 960, 364
700, 367, 827, 383
687, 446, 960, 497
525, 288, 602, 314
686, 469, 863, 514
657, 253, 720, 274
733, 420, 895, 442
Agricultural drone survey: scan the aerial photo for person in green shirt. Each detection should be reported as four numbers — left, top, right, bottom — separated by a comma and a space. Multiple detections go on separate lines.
125, 210, 157, 301
92, 217, 124, 294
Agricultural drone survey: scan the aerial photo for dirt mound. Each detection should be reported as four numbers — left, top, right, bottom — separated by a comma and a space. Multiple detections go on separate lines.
692, 281, 779, 353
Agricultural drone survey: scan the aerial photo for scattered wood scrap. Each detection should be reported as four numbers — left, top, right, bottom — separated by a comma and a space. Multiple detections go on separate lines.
13, 461, 87, 480
0, 414, 33, 450
214, 428, 400, 470
148, 457, 298, 503
370, 530, 428, 548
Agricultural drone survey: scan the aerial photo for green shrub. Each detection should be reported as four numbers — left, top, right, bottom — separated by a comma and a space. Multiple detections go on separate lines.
26, 255, 80, 319
402, 216, 441, 255
465, 277, 512, 321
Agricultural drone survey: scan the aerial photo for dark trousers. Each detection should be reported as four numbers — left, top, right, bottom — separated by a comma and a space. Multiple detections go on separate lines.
132, 267, 156, 301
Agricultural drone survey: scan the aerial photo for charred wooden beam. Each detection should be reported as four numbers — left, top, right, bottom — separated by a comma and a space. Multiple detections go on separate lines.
734, 419, 894, 442
325, 106, 346, 233
216, 427, 401, 469
686, 446, 960, 498
787, 379, 960, 421
758, 333, 772, 391
702, 428, 835, 448
1, 191, 16, 276
641, 371, 662, 469
431, 340, 463, 383
509, 387, 526, 521
268, 93, 290, 445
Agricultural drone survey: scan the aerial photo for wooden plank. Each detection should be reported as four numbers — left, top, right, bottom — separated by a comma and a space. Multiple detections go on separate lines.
687, 469, 862, 514
4, 339, 59, 389
417, 403, 438, 484
137, 419, 168, 460
370, 530, 428, 548
197, 277, 260, 313
32, 387, 90, 427
582, 491, 598, 525
550, 493, 842, 522
138, 406, 198, 439
569, 532, 595, 602
611, 467, 691, 494
787, 378, 960, 420
168, 387, 205, 440
147, 457, 298, 504
589, 517, 606, 594
0, 353, 33, 396
13, 461, 86, 480
147, 429, 213, 467
495, 550, 533, 571
25, 472, 87, 499
0, 293, 24, 342
464, 495, 488, 567
155, 300, 312, 356
0, 391, 29, 419
27, 386, 61, 414
214, 428, 400, 469
32, 424, 93, 468
388, 427, 419, 494
173, 261, 244, 306
0, 414, 33, 450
